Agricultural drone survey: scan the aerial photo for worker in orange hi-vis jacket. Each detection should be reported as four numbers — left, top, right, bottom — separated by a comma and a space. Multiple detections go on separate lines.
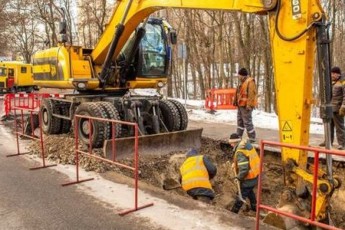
233, 68, 257, 143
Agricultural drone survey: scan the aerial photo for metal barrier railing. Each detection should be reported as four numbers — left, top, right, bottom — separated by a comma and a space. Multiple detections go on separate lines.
205, 88, 237, 111
2, 93, 63, 117
255, 140, 344, 230
8, 107, 57, 170
62, 114, 154, 216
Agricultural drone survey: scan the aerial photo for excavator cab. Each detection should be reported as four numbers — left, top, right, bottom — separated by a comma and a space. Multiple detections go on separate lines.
115, 18, 175, 88
139, 21, 169, 76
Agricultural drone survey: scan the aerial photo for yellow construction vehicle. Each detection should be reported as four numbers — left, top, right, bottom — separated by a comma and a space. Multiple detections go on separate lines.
0, 61, 37, 93
31, 0, 340, 227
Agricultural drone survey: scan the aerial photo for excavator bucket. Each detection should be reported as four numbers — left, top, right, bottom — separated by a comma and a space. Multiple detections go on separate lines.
103, 128, 203, 160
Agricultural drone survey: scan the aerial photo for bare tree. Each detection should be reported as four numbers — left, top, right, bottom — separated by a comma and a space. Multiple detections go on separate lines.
3, 0, 42, 62
77, 0, 114, 48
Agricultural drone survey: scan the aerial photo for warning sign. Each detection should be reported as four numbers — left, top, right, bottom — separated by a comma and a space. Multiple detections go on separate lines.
282, 121, 293, 131
282, 121, 293, 142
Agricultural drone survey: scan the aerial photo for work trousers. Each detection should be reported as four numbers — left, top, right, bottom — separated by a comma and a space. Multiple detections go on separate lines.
331, 112, 345, 147
231, 186, 257, 213
236, 106, 256, 140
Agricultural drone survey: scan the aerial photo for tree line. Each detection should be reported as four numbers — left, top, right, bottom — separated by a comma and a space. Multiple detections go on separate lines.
0, 1, 344, 113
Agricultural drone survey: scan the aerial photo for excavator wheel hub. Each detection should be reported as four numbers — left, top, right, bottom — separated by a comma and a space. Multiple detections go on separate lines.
43, 110, 48, 124
81, 120, 91, 135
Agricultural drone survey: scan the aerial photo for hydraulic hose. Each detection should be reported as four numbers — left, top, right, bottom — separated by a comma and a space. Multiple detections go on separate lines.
316, 18, 333, 182
98, 0, 134, 88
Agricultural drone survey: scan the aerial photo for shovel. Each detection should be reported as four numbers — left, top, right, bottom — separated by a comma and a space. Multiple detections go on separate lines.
162, 178, 181, 190
233, 167, 247, 204
163, 184, 181, 190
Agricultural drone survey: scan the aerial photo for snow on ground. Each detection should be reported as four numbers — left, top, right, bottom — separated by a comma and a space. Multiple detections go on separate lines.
175, 98, 325, 135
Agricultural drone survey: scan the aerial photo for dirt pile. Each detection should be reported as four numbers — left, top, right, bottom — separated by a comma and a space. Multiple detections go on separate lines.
26, 134, 110, 173
27, 135, 345, 229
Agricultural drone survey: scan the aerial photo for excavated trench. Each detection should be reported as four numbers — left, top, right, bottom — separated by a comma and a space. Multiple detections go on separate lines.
24, 133, 345, 229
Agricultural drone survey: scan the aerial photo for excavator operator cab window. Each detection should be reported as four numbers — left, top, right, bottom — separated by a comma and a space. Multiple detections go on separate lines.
139, 22, 168, 77
116, 18, 172, 80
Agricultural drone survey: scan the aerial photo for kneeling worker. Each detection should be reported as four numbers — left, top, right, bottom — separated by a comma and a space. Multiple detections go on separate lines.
179, 148, 217, 203
228, 133, 260, 213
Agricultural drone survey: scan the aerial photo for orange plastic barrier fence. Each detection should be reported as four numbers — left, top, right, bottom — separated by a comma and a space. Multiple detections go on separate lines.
62, 114, 153, 216
204, 88, 237, 111
255, 140, 344, 230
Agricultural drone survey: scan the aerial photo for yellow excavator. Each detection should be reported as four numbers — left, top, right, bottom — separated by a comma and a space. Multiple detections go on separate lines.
31, 0, 340, 227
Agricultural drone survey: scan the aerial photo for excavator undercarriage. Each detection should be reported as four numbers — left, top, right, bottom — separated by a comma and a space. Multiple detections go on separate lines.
32, 94, 202, 157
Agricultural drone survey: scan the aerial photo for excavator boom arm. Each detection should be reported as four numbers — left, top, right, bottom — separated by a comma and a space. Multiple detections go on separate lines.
91, 0, 278, 64
93, 0, 324, 162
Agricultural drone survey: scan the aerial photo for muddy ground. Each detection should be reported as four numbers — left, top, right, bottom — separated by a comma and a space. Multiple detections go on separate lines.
24, 132, 345, 229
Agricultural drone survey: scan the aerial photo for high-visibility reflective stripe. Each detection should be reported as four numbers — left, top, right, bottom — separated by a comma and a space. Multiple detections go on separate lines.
235, 147, 260, 179
248, 129, 255, 133
180, 155, 212, 191
236, 77, 257, 107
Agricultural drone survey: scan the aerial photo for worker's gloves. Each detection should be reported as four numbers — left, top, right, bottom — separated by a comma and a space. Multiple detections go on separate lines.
339, 107, 345, 116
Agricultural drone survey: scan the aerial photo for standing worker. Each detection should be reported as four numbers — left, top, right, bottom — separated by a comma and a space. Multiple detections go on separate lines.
319, 66, 345, 150
179, 148, 217, 203
233, 68, 258, 143
227, 133, 260, 214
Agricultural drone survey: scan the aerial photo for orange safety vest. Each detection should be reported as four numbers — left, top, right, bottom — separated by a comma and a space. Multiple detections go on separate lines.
234, 147, 260, 180
236, 77, 257, 107
180, 155, 212, 191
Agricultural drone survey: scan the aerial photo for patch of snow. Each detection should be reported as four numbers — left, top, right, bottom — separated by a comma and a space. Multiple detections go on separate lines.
131, 88, 160, 96
174, 98, 324, 135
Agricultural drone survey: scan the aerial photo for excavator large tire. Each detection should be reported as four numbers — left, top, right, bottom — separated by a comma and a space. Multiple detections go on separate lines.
98, 101, 122, 139
75, 102, 108, 148
168, 99, 188, 131
40, 99, 61, 134
158, 100, 181, 132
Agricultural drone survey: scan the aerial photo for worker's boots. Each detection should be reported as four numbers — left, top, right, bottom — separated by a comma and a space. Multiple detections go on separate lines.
230, 202, 256, 214
230, 205, 240, 214
319, 142, 326, 147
